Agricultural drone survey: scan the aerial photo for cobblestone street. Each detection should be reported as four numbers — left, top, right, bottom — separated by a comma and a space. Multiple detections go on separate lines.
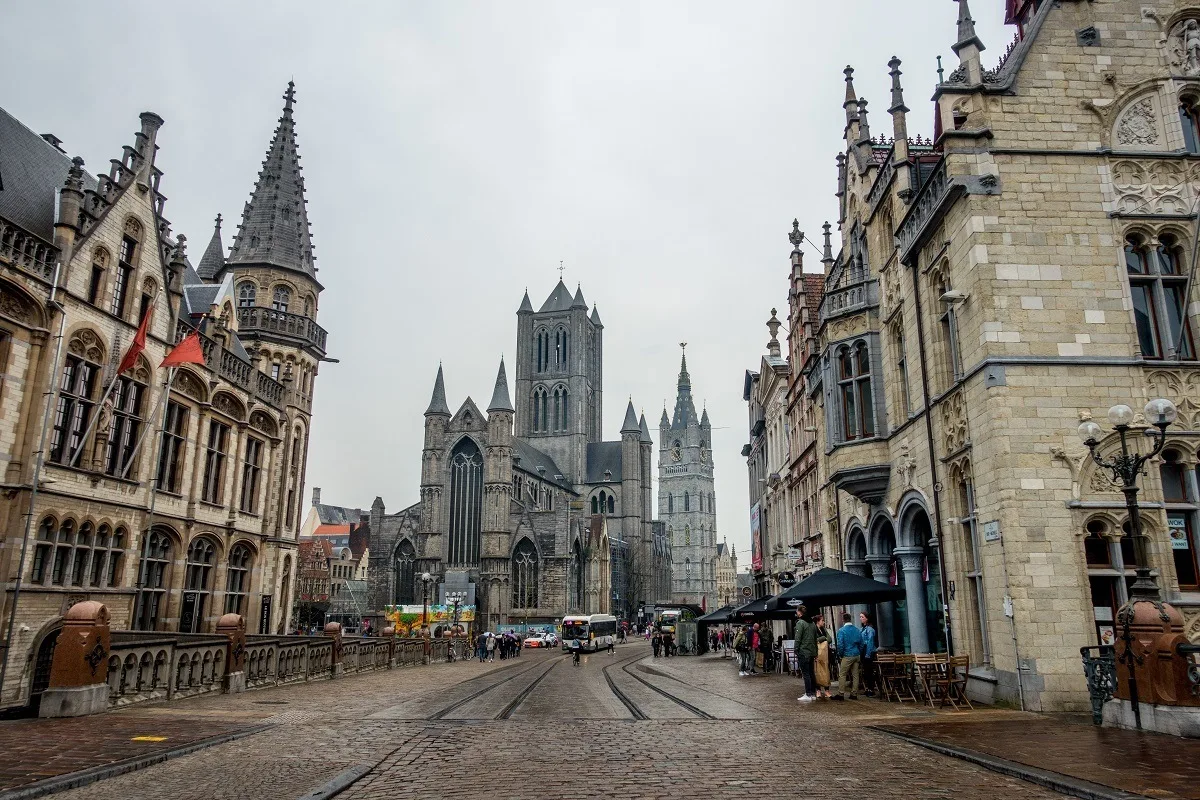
8, 643, 1174, 800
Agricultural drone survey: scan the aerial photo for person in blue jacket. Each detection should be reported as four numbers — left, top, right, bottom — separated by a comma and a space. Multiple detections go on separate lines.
859, 611, 878, 697
833, 612, 863, 700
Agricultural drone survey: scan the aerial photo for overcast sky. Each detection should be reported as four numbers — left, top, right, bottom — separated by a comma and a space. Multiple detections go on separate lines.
6, 1, 1007, 563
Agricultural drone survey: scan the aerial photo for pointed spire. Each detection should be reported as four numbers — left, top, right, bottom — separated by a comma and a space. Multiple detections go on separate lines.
196, 214, 226, 280
518, 289, 534, 314
639, 413, 653, 444
487, 358, 514, 413
855, 98, 871, 145
843, 66, 859, 125
888, 56, 909, 114
659, 406, 670, 428
590, 304, 603, 327
701, 405, 711, 427
228, 82, 318, 279
571, 284, 588, 309
952, 0, 986, 55
621, 399, 640, 434
425, 365, 451, 417
678, 342, 691, 391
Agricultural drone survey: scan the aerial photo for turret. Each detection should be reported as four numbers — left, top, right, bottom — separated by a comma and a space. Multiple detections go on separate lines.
888, 56, 912, 199
134, 111, 164, 188
951, 0, 986, 86
54, 156, 85, 256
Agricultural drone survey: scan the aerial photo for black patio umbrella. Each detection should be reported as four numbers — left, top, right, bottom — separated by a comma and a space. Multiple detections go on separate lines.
765, 567, 905, 612
730, 596, 800, 621
696, 605, 734, 624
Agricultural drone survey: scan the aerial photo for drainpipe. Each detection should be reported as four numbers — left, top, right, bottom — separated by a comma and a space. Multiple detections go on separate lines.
908, 260, 954, 656
998, 533, 1026, 711
0, 261, 68, 706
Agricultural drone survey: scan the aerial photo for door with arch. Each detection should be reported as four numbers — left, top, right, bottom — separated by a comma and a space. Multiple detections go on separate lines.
28, 627, 61, 714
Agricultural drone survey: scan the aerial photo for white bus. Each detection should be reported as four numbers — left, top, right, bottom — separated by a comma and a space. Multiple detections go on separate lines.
561, 614, 618, 652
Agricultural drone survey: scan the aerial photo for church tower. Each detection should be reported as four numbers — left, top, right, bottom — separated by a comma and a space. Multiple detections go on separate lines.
206, 82, 328, 541
659, 345, 718, 608
513, 281, 603, 484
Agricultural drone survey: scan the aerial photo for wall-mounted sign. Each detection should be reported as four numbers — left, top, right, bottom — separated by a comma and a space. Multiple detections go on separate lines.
982, 521, 1001, 542
777, 571, 796, 588
741, 586, 753, 598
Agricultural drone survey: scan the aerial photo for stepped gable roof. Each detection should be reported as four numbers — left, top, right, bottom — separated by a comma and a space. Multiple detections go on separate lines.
585, 441, 623, 484
0, 106, 98, 242
227, 82, 319, 283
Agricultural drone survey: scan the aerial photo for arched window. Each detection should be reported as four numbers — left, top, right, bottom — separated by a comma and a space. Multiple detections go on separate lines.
105, 370, 148, 478
279, 556, 292, 633
684, 491, 690, 511
224, 543, 252, 614
555, 327, 568, 369
1125, 233, 1196, 360
112, 220, 140, 319
1181, 95, 1200, 154
892, 320, 912, 417
954, 464, 990, 665
571, 539, 584, 610
394, 540, 416, 604
607, 494, 615, 514
303, 295, 314, 317
271, 286, 290, 313
134, 528, 173, 630
238, 282, 257, 308
553, 385, 568, 431
50, 338, 102, 464
87, 248, 109, 306
512, 538, 539, 609
183, 538, 217, 632
591, 496, 599, 514
684, 525, 691, 546
448, 438, 483, 564
1162, 449, 1198, 588
535, 328, 550, 373
533, 387, 548, 432
837, 342, 875, 441
684, 557, 692, 578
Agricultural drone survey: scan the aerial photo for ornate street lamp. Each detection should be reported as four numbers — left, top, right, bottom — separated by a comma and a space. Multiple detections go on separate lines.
1078, 397, 1177, 729
420, 572, 433, 642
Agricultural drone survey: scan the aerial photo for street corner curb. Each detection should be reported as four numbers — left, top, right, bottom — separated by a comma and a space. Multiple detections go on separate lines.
868, 726, 1152, 800
294, 764, 372, 800
0, 724, 272, 800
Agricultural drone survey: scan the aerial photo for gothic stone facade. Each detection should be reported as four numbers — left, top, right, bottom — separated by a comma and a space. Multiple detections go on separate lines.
661, 349, 718, 608
0, 84, 326, 708
367, 282, 656, 629
808, 0, 1200, 713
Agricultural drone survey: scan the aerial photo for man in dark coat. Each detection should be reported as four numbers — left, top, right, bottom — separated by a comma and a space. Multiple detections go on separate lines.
794, 605, 818, 702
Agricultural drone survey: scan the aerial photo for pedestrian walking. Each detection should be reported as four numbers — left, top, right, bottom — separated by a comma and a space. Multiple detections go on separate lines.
813, 613, 834, 698
794, 605, 818, 702
476, 632, 487, 663
486, 632, 497, 662
833, 612, 863, 700
651, 632, 662, 658
859, 612, 878, 697
734, 626, 750, 675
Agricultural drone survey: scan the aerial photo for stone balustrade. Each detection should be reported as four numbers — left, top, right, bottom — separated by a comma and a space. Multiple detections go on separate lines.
40, 603, 460, 717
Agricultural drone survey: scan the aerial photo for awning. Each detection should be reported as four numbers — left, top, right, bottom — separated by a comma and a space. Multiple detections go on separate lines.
766, 567, 905, 611
730, 596, 799, 621
696, 605, 734, 624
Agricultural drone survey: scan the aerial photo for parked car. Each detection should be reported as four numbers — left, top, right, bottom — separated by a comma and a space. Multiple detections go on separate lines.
523, 634, 548, 648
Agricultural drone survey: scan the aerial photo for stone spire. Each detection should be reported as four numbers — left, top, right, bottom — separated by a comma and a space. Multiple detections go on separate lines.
701, 405, 711, 428
855, 98, 872, 145
671, 344, 699, 430
659, 406, 670, 428
639, 413, 653, 444
571, 284, 588, 309
621, 399, 641, 434
228, 81, 318, 280
843, 66, 859, 126
196, 214, 226, 280
951, 0, 986, 85
425, 364, 451, 416
888, 56, 911, 196
487, 358, 514, 413
518, 289, 534, 314
821, 221, 834, 270
678, 343, 691, 391
590, 304, 603, 327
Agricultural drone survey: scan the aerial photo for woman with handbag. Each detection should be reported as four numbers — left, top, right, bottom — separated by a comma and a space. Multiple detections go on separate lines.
813, 613, 835, 698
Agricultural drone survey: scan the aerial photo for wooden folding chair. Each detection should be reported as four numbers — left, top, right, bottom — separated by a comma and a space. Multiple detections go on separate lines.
937, 654, 973, 710
890, 653, 918, 703
913, 653, 946, 707
875, 653, 897, 701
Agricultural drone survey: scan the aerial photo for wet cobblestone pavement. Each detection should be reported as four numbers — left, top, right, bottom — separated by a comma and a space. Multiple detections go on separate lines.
3, 644, 1196, 799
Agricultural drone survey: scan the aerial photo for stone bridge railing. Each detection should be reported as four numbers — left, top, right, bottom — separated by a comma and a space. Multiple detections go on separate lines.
38, 602, 466, 718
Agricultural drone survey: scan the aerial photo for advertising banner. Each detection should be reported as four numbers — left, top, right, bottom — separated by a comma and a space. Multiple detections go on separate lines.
750, 502, 763, 572
383, 604, 476, 636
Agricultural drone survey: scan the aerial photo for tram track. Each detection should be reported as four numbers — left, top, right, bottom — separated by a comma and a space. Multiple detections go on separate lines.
425, 656, 558, 721
602, 648, 715, 720
495, 657, 560, 719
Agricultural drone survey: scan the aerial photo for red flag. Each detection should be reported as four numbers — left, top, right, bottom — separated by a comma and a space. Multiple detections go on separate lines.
116, 306, 153, 375
160, 331, 206, 368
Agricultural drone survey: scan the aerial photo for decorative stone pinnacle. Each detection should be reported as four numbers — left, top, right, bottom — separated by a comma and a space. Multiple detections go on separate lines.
174, 234, 187, 260
888, 56, 909, 114
822, 221, 834, 262
952, 0, 986, 55
789, 219, 804, 251
283, 81, 296, 113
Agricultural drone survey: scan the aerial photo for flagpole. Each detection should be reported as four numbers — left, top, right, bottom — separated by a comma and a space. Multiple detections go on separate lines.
66, 371, 119, 469
132, 366, 175, 628
119, 374, 169, 481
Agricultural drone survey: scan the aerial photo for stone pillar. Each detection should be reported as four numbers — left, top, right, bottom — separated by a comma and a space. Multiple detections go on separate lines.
844, 559, 869, 623
895, 548, 929, 653
867, 555, 895, 648
383, 626, 397, 667
40, 601, 111, 718
217, 613, 247, 693
324, 621, 344, 677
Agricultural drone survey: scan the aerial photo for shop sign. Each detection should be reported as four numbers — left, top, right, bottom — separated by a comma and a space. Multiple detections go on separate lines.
1169, 515, 1189, 549
777, 571, 796, 588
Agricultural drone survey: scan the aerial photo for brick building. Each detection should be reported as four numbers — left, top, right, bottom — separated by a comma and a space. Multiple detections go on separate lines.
806, 0, 1200, 711
0, 83, 328, 709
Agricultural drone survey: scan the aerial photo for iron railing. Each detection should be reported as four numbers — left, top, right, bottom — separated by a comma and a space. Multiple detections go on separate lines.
1080, 645, 1117, 725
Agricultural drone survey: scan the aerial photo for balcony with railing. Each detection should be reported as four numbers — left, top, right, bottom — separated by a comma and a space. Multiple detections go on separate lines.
174, 320, 286, 410
0, 216, 57, 282
237, 306, 327, 356
818, 279, 877, 325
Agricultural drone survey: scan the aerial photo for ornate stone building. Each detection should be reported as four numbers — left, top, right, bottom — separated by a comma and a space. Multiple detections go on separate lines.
661, 348, 719, 608
0, 83, 327, 709
809, 0, 1200, 712
715, 540, 739, 608
366, 282, 656, 629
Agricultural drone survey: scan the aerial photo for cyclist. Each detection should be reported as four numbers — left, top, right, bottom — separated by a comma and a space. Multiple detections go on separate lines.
570, 638, 583, 666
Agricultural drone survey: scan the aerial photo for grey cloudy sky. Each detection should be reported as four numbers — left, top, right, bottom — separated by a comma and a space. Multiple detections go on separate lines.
6, 1, 1006, 561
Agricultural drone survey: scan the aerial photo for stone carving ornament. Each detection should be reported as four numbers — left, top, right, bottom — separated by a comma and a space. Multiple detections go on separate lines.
1114, 97, 1160, 146
1146, 368, 1200, 431
172, 370, 206, 401
1109, 159, 1193, 214
940, 389, 969, 454
67, 329, 104, 363
1169, 18, 1200, 75
212, 392, 245, 420
249, 410, 277, 437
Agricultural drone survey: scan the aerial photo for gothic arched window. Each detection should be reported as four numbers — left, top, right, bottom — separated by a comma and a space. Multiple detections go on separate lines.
271, 286, 290, 313
238, 282, 257, 308
183, 537, 217, 632
512, 538, 538, 609
555, 326, 568, 369
533, 387, 549, 432
224, 543, 253, 615
448, 438, 484, 564
668, 494, 673, 514
571, 539, 584, 610
684, 492, 690, 512
394, 540, 416, 604
535, 328, 550, 373
134, 527, 172, 630
591, 496, 599, 514
553, 385, 569, 431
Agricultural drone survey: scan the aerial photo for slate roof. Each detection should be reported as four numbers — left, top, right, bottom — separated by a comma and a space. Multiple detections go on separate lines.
425, 365, 450, 416
487, 359, 514, 413
196, 214, 226, 280
227, 82, 319, 282
538, 280, 574, 313
0, 105, 97, 242
620, 400, 640, 434
518, 290, 534, 314
585, 441, 623, 483
638, 413, 652, 444
511, 438, 568, 484
314, 503, 367, 526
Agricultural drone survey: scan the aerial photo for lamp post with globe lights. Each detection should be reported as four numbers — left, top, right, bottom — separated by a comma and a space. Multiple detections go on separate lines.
419, 572, 435, 661
1077, 397, 1178, 729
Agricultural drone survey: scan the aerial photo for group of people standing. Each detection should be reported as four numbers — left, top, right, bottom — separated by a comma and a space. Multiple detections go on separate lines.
650, 629, 675, 657
792, 607, 876, 701
474, 631, 523, 662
